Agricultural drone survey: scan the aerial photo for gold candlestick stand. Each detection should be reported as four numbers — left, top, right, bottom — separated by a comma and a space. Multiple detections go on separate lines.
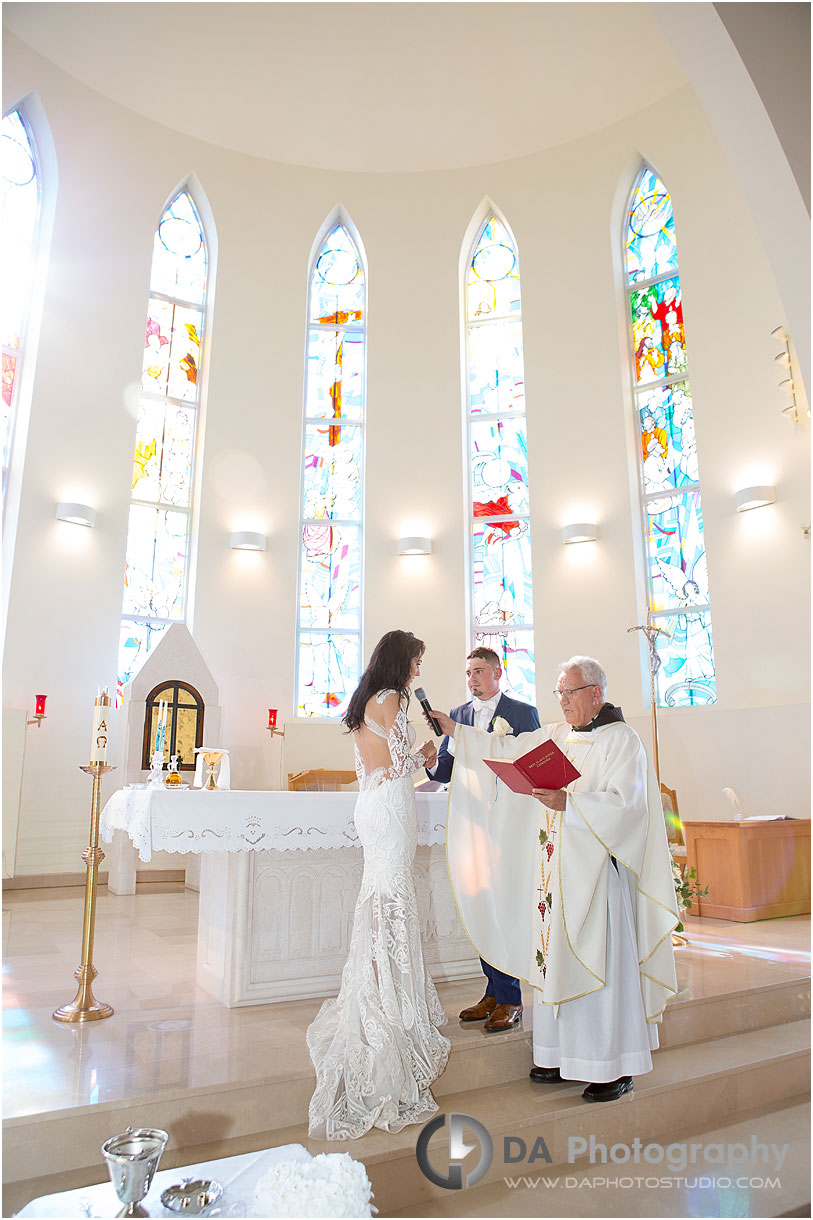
53, 763, 116, 1023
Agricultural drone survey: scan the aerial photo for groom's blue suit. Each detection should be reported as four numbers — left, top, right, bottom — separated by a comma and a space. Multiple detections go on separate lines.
430, 691, 541, 1007
431, 692, 541, 785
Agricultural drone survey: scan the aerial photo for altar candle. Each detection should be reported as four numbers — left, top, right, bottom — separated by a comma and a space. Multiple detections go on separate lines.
268, 708, 277, 728
90, 689, 112, 764
154, 701, 165, 754
35, 694, 47, 716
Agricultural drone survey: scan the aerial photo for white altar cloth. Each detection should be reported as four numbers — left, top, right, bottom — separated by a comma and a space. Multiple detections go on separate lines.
16, 1143, 311, 1217
100, 787, 448, 862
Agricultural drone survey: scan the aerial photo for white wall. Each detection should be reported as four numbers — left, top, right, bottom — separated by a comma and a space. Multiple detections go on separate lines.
2, 35, 809, 875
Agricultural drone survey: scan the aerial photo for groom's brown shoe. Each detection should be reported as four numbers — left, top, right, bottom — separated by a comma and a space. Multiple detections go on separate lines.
458, 994, 497, 1021
483, 1003, 523, 1032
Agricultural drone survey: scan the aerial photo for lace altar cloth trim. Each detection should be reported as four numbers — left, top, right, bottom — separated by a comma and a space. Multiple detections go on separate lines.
99, 788, 448, 863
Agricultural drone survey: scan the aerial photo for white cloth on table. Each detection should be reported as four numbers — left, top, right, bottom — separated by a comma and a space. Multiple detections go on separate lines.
100, 788, 448, 861
15, 1144, 311, 1217
532, 858, 659, 1081
307, 691, 450, 1140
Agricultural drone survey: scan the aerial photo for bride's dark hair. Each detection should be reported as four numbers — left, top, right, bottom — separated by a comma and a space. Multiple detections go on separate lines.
343, 630, 425, 732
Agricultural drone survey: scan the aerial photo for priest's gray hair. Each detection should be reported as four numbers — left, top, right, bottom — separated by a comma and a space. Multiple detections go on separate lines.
559, 656, 607, 698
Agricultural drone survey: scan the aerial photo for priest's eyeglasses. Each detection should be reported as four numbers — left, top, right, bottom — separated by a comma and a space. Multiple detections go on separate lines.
553, 685, 596, 700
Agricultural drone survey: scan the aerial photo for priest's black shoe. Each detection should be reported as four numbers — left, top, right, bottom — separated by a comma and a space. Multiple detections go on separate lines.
529, 1066, 561, 1083
582, 1076, 633, 1103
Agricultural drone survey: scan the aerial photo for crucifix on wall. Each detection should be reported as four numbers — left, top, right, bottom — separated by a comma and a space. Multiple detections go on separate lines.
627, 610, 667, 786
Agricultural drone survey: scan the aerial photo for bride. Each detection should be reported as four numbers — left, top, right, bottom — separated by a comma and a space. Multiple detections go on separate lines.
307, 630, 451, 1140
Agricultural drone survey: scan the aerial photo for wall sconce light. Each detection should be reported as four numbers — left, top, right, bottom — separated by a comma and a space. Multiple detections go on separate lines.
27, 694, 48, 728
562, 523, 599, 544
397, 537, 432, 555
230, 531, 267, 551
735, 485, 777, 512
56, 502, 96, 527
772, 326, 801, 424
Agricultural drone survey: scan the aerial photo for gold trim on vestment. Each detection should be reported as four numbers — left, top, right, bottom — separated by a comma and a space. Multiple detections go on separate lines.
568, 791, 640, 879
535, 981, 606, 1007
567, 766, 678, 1020
639, 922, 680, 966
642, 988, 678, 1023
640, 967, 679, 998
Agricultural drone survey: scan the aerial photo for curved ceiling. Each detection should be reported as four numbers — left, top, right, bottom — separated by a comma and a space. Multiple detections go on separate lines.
3, 2, 687, 173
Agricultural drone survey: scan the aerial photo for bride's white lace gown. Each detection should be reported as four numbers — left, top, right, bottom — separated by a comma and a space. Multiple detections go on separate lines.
307, 691, 450, 1140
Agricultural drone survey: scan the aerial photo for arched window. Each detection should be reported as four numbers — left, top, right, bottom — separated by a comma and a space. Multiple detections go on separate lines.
464, 213, 535, 703
2, 107, 41, 512
624, 167, 716, 706
118, 189, 209, 690
296, 217, 366, 717
141, 680, 204, 770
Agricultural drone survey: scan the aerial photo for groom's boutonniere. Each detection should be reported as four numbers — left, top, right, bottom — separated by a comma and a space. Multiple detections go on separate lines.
491, 716, 512, 737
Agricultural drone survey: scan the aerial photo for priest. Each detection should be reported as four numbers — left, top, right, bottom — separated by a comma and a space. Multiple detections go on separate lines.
435, 655, 679, 1103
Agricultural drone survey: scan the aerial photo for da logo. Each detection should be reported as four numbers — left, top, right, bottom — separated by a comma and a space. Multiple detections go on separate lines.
416, 1112, 493, 1190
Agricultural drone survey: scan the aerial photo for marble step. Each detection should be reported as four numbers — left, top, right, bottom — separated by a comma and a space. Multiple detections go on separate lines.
2, 973, 809, 1198
659, 973, 810, 1049
11, 1013, 804, 1218
306, 1017, 811, 1215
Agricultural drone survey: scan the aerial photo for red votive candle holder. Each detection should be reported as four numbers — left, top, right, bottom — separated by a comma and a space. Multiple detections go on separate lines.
35, 694, 47, 716
268, 708, 278, 728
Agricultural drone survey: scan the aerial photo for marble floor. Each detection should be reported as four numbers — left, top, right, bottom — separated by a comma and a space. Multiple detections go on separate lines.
2, 884, 810, 1121
2, 884, 810, 1219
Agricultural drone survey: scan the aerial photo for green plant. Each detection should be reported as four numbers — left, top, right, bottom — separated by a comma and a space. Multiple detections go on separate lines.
671, 860, 709, 933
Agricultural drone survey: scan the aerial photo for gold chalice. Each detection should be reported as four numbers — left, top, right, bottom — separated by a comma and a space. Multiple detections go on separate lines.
202, 750, 225, 790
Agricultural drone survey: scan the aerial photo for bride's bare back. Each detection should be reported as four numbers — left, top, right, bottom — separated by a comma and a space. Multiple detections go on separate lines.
353, 690, 436, 781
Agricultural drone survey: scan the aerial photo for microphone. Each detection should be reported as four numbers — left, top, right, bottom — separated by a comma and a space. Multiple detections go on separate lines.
414, 687, 442, 736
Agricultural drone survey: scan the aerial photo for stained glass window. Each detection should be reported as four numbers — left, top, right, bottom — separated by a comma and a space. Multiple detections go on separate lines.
118, 190, 208, 688
1, 108, 41, 511
465, 216, 535, 703
296, 220, 365, 717
624, 168, 716, 706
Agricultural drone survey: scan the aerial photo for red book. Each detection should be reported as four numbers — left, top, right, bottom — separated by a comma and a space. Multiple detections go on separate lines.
484, 739, 581, 795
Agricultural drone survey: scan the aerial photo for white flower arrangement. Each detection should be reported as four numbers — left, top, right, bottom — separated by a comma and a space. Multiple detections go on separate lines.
253, 1153, 374, 1218
491, 715, 513, 737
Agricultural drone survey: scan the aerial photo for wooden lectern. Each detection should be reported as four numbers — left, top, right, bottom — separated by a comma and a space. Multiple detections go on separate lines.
287, 768, 357, 791
684, 819, 811, 922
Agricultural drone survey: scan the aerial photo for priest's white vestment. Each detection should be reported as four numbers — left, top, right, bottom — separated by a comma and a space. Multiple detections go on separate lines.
446, 719, 679, 1080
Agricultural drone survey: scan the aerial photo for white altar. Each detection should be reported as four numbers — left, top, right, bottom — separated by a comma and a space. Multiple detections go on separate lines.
100, 787, 480, 1006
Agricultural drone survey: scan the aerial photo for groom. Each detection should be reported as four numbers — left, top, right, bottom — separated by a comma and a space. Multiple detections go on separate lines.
427, 646, 540, 1031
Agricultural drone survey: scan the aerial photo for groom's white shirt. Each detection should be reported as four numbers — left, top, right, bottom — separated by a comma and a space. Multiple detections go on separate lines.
430, 695, 498, 769
471, 695, 500, 730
